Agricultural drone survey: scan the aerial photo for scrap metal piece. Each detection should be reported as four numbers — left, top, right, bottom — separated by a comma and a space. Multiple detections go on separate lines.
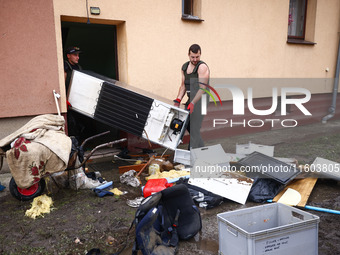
311, 157, 340, 181
238, 151, 300, 185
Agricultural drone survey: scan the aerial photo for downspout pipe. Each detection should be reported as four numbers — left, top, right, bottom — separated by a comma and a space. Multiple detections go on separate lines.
322, 34, 340, 123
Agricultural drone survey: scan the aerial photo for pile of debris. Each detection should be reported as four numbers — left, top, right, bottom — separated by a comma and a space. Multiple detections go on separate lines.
107, 141, 340, 255
93, 141, 340, 212
82, 141, 340, 255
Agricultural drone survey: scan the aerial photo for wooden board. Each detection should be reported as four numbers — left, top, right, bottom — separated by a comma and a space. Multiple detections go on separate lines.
273, 178, 318, 207
129, 154, 170, 159
118, 164, 147, 174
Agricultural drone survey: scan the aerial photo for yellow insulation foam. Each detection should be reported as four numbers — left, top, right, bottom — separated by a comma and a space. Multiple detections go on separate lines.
145, 170, 190, 181
25, 194, 53, 219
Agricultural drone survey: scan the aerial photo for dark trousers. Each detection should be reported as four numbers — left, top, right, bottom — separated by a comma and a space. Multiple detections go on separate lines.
186, 101, 205, 149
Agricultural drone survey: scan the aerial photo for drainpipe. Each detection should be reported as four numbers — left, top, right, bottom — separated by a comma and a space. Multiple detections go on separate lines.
322, 34, 340, 123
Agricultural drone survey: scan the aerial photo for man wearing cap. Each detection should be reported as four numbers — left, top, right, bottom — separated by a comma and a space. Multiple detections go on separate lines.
64, 46, 82, 93
64, 46, 84, 140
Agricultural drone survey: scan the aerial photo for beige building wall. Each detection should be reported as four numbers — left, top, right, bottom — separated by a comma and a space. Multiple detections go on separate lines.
0, 0, 60, 118
1, 0, 340, 118
53, 0, 340, 106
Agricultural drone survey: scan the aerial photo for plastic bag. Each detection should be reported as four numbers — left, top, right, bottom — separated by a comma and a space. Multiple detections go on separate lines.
69, 167, 102, 190
247, 177, 284, 203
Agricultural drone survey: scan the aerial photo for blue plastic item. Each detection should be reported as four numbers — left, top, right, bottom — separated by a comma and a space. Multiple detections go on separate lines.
95, 181, 113, 190
93, 181, 114, 197
267, 199, 340, 215
94, 189, 114, 197
304, 205, 340, 215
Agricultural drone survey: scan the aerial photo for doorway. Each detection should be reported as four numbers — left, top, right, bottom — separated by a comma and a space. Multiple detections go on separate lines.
62, 21, 119, 144
61, 21, 118, 79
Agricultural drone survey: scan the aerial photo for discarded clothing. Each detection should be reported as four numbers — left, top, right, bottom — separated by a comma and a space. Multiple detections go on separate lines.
120, 170, 140, 187
94, 189, 114, 197
127, 197, 144, 208
93, 184, 125, 198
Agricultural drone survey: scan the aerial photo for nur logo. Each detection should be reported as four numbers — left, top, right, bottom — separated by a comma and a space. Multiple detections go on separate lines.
199, 82, 223, 115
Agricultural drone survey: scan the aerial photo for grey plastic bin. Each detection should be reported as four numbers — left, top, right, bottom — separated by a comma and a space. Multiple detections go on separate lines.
217, 203, 319, 255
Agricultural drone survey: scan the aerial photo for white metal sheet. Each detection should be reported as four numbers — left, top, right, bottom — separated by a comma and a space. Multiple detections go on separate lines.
188, 175, 253, 204
191, 144, 231, 166
143, 99, 189, 150
236, 142, 274, 157
311, 157, 340, 180
67, 71, 103, 117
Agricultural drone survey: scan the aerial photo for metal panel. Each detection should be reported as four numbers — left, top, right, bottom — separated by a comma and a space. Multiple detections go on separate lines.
94, 82, 153, 136
311, 157, 340, 181
238, 152, 300, 185
143, 99, 189, 149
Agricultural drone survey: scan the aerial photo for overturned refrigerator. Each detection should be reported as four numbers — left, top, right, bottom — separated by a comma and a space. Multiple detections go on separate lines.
67, 70, 189, 150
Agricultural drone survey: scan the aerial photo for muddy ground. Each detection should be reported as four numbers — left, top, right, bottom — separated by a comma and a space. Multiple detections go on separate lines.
1, 120, 340, 255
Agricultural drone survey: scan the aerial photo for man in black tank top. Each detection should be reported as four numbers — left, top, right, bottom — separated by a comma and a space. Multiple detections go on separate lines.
174, 44, 210, 149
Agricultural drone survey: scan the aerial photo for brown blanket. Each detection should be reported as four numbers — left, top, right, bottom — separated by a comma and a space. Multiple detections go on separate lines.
0, 114, 72, 188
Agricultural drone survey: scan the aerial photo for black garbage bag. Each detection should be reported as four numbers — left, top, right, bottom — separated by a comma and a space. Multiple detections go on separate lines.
247, 177, 284, 203
68, 136, 84, 167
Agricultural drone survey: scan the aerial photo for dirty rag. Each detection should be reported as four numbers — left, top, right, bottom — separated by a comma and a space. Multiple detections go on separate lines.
108, 188, 124, 196
126, 197, 144, 208
120, 170, 140, 187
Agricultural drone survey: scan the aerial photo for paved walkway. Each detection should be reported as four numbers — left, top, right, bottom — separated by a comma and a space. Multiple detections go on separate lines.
205, 118, 340, 153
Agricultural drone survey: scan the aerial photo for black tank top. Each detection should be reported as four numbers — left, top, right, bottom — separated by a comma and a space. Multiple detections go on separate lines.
181, 61, 209, 104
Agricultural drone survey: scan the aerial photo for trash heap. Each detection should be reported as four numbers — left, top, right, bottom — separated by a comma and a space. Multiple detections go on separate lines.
102, 141, 340, 210
61, 142, 340, 255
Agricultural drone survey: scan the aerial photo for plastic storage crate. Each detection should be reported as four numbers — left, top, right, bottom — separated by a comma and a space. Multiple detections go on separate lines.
217, 203, 319, 255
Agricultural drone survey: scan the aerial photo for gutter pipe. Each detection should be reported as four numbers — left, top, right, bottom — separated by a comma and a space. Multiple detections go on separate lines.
322, 34, 340, 123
